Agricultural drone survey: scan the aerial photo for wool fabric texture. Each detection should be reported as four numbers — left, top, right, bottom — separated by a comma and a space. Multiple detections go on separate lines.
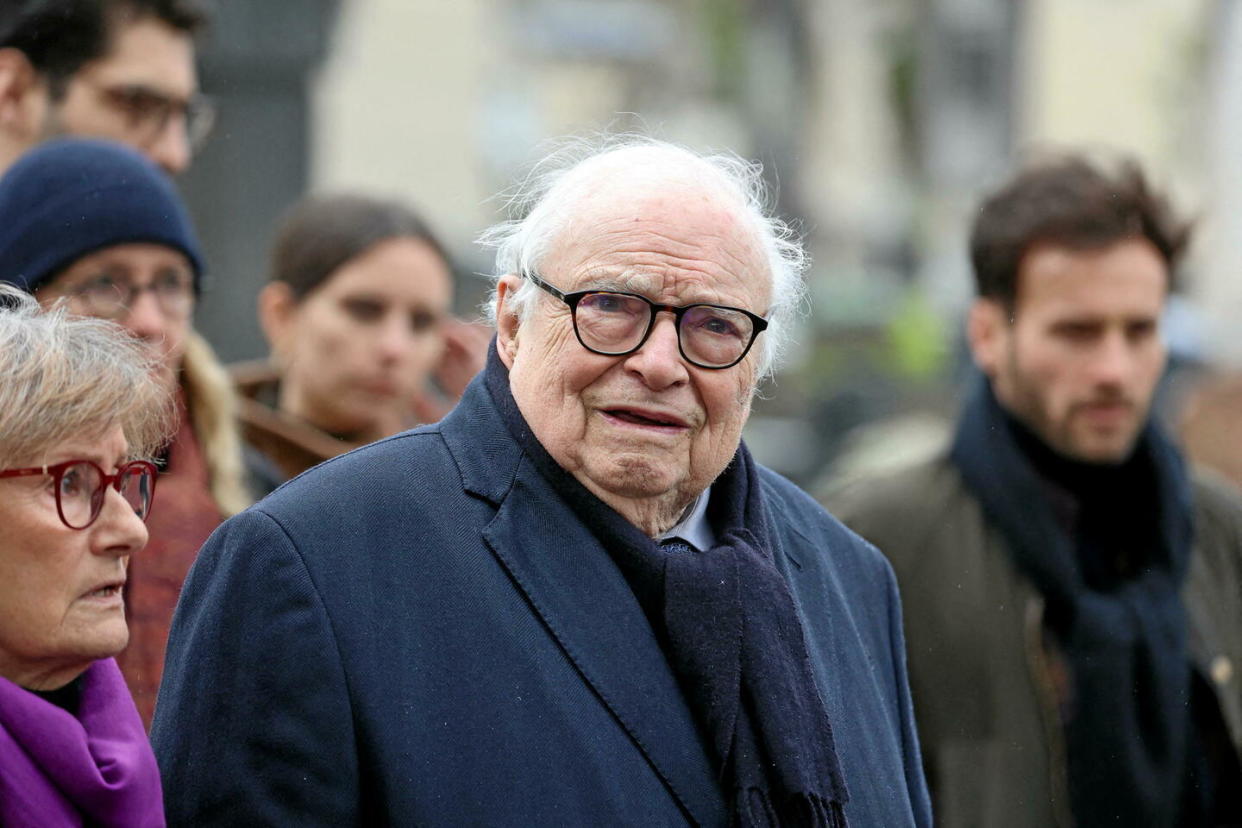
0, 658, 165, 827
485, 347, 850, 827
0, 138, 203, 294
950, 378, 1194, 826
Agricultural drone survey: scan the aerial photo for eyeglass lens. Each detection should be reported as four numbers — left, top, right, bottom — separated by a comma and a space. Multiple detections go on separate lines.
106, 85, 215, 152
574, 292, 755, 367
58, 461, 154, 529
75, 273, 193, 319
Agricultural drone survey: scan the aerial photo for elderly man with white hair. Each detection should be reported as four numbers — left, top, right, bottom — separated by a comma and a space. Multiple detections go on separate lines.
153, 137, 931, 827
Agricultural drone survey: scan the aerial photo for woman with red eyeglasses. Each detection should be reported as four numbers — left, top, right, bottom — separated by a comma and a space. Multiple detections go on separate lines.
0, 284, 171, 826
0, 138, 251, 730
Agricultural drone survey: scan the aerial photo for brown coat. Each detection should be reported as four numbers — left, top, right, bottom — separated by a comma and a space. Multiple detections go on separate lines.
231, 360, 359, 485
826, 452, 1242, 827
1181, 371, 1242, 491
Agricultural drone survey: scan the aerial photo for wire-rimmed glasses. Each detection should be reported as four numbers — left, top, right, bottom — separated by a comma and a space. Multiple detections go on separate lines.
523, 270, 768, 369
0, 459, 158, 530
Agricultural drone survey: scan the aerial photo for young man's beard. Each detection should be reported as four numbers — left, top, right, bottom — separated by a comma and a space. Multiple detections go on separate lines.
999, 348, 1147, 466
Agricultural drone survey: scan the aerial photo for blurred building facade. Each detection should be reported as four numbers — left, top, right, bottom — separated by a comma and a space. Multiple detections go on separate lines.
188, 0, 1242, 481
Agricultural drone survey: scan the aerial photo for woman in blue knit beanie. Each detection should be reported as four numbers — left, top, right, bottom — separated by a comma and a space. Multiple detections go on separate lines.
0, 137, 250, 729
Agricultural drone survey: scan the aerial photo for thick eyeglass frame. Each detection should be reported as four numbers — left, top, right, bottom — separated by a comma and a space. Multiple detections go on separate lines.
65, 272, 195, 320
523, 270, 769, 370
0, 459, 159, 530
79, 77, 217, 153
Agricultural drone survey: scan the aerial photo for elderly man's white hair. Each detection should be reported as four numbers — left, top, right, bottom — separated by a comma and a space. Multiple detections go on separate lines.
478, 135, 808, 379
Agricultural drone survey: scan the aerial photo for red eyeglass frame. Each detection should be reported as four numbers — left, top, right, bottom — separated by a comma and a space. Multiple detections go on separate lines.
0, 459, 159, 530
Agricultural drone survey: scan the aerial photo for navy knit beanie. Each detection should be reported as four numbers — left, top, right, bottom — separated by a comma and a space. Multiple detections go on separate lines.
0, 138, 204, 295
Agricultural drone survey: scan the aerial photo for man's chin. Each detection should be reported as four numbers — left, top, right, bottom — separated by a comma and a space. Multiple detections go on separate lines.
1060, 428, 1141, 465
580, 453, 687, 501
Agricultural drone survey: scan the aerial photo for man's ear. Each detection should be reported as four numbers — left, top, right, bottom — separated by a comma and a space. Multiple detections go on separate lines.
966, 297, 1009, 378
494, 274, 523, 369
0, 49, 47, 139
257, 282, 297, 359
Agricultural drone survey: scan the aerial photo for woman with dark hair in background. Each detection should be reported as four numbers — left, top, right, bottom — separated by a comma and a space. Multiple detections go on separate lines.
0, 284, 171, 826
236, 193, 488, 493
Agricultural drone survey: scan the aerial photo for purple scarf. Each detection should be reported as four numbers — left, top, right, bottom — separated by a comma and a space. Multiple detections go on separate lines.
0, 658, 164, 827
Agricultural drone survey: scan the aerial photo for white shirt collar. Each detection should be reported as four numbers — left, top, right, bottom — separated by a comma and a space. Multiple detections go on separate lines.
656, 486, 716, 551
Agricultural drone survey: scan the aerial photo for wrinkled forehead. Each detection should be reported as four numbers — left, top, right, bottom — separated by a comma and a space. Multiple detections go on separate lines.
539, 153, 772, 300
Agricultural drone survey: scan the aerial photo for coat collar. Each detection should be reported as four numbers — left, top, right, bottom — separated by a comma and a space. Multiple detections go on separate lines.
439, 366, 726, 826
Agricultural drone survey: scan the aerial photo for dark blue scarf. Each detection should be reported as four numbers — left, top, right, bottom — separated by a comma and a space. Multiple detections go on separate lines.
485, 347, 849, 827
949, 377, 1194, 826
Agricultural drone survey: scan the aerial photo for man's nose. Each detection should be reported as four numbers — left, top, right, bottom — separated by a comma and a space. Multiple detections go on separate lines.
1090, 330, 1134, 386
146, 120, 192, 175
623, 314, 688, 390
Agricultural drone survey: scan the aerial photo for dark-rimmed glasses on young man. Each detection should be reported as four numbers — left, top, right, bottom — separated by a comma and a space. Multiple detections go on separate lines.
79, 78, 216, 154
523, 270, 768, 369
0, 460, 158, 530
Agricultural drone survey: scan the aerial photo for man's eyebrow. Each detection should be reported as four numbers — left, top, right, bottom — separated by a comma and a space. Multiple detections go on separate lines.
115, 83, 192, 105
569, 272, 636, 293
582, 279, 632, 293
575, 271, 655, 294
577, 273, 753, 311
620, 272, 658, 293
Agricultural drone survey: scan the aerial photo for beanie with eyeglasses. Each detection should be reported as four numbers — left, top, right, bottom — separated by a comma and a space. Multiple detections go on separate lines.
0, 137, 204, 295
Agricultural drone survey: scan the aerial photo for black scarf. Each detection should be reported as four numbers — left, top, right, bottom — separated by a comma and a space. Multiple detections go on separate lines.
950, 377, 1194, 826
485, 348, 849, 827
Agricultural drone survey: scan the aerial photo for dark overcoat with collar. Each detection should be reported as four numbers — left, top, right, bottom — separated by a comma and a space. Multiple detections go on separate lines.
152, 373, 931, 827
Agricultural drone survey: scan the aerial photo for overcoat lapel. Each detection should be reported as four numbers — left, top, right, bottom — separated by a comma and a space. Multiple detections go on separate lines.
440, 377, 724, 826
483, 462, 725, 826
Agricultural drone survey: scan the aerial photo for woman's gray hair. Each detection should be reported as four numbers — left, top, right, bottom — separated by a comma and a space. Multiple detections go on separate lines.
0, 284, 172, 467
477, 135, 808, 379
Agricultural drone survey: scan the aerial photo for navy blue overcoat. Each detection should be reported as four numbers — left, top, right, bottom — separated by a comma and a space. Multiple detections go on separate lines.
152, 373, 931, 826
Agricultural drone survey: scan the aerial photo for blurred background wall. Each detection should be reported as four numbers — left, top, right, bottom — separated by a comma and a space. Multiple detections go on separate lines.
183, 0, 1242, 486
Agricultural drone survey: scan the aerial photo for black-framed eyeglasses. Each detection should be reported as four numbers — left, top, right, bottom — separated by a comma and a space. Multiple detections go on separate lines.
81, 78, 216, 153
64, 270, 195, 320
0, 459, 158, 530
523, 270, 768, 370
